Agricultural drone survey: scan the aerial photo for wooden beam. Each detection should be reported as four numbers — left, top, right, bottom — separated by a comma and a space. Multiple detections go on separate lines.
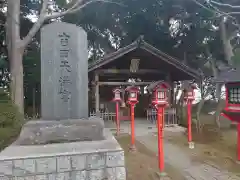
98, 81, 154, 86
97, 69, 165, 74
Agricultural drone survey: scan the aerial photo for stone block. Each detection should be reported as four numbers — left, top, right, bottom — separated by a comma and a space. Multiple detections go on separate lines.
88, 169, 105, 180
35, 157, 56, 174
86, 152, 106, 170
48, 172, 70, 180
106, 151, 125, 167
107, 167, 126, 180
71, 155, 87, 171
0, 160, 13, 176
35, 175, 48, 180
70, 171, 87, 180
57, 156, 71, 172
14, 118, 104, 145
13, 159, 35, 176
116, 167, 126, 180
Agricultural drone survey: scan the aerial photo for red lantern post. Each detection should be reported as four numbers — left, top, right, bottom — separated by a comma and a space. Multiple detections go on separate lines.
125, 86, 139, 151
215, 68, 240, 161
112, 88, 123, 136
220, 82, 240, 161
147, 81, 170, 175
183, 83, 196, 149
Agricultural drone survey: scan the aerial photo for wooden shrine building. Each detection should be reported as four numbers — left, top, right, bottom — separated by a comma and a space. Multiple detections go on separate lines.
88, 36, 201, 121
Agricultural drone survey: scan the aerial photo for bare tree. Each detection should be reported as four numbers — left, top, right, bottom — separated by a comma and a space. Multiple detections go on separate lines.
190, 0, 240, 130
6, 0, 121, 113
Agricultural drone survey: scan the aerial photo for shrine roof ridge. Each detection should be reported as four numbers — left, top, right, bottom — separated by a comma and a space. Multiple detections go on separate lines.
214, 68, 240, 83
88, 36, 201, 80
146, 81, 169, 93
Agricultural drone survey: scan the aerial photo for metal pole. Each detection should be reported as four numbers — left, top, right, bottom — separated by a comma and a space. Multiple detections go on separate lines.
187, 100, 194, 149
157, 106, 164, 174
116, 102, 120, 136
130, 104, 136, 151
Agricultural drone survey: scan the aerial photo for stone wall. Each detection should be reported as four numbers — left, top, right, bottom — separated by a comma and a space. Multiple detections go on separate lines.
0, 150, 125, 180
0, 130, 126, 180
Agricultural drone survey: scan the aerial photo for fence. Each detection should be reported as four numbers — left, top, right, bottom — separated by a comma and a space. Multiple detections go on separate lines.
90, 111, 117, 121
90, 108, 178, 126
146, 108, 178, 126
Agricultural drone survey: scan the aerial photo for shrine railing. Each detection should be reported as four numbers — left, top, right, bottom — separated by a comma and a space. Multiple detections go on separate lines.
146, 108, 178, 126
90, 108, 178, 126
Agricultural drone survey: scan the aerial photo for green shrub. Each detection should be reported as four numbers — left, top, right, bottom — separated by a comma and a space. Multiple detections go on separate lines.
0, 90, 24, 150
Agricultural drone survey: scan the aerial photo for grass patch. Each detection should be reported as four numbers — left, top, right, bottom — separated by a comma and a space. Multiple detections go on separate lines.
0, 91, 24, 151
116, 135, 186, 180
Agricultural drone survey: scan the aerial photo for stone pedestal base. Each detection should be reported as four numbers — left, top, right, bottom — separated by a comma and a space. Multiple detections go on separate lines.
14, 117, 105, 145
188, 141, 195, 149
0, 118, 126, 180
129, 144, 137, 152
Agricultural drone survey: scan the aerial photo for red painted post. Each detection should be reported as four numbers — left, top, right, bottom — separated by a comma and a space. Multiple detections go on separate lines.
116, 102, 120, 136
187, 101, 192, 142
130, 104, 136, 151
157, 106, 164, 173
238, 123, 240, 161
187, 100, 194, 149
162, 108, 165, 128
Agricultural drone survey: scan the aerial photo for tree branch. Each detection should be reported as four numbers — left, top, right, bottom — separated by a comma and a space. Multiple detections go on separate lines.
20, 0, 124, 49
20, 0, 48, 49
191, 0, 218, 15
45, 0, 124, 20
191, 0, 240, 29
229, 29, 239, 41
210, 0, 240, 9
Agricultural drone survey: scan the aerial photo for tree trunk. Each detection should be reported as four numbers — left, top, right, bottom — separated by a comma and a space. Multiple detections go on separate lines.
33, 87, 36, 116
220, 17, 234, 66
10, 48, 24, 114
196, 98, 205, 132
6, 0, 24, 114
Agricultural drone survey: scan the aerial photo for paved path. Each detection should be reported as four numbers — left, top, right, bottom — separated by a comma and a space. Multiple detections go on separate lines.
138, 135, 240, 180
107, 121, 240, 180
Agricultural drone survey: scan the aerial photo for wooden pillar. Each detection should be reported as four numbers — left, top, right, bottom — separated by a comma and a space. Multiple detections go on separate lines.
95, 73, 100, 116
165, 74, 173, 106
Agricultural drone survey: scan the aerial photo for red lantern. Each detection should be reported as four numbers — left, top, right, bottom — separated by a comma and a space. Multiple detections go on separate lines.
215, 68, 240, 161
125, 86, 139, 104
112, 88, 123, 102
112, 87, 123, 136
224, 83, 240, 113
147, 81, 169, 107
183, 84, 196, 101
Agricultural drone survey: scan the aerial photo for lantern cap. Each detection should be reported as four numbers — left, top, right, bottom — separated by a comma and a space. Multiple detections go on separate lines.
181, 81, 196, 91
214, 67, 240, 83
146, 81, 170, 93
125, 86, 140, 92
112, 87, 124, 93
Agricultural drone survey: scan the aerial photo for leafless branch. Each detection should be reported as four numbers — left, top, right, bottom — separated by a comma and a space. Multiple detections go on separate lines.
45, 0, 125, 20
225, 12, 240, 15
20, 0, 48, 48
191, 0, 218, 15
191, 0, 240, 30
229, 29, 239, 40
210, 0, 240, 9
21, 0, 124, 49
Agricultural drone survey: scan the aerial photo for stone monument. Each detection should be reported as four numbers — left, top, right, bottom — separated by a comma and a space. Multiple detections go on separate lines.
0, 22, 126, 180
41, 22, 88, 120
